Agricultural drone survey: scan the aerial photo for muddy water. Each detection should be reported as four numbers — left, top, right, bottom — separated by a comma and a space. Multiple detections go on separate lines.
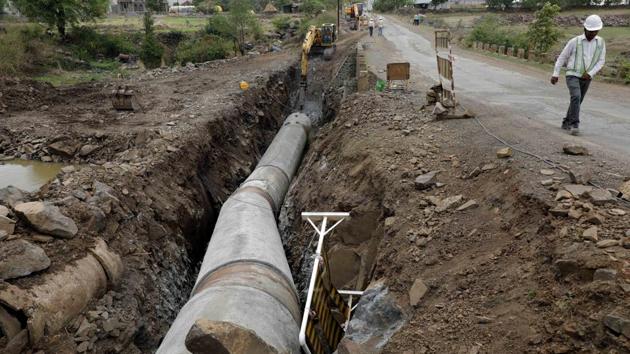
0, 159, 63, 192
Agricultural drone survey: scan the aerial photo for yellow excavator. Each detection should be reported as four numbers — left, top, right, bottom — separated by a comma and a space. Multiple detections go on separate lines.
301, 24, 337, 87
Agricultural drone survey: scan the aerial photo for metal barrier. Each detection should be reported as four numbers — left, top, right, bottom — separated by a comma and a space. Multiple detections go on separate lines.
299, 212, 363, 354
434, 30, 456, 105
386, 62, 410, 90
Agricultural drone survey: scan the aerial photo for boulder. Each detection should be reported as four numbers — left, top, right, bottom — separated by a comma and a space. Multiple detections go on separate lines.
582, 212, 605, 225
496, 147, 512, 158
619, 180, 630, 197
0, 186, 26, 207
562, 144, 589, 155
409, 279, 428, 306
608, 209, 627, 216
14, 201, 78, 238
0, 214, 16, 235
541, 179, 554, 187
79, 144, 99, 157
435, 195, 464, 212
414, 171, 438, 190
338, 280, 405, 354
585, 189, 614, 205
596, 239, 619, 248
0, 239, 51, 280
603, 313, 630, 338
555, 190, 572, 201
456, 200, 478, 211
581, 227, 598, 242
593, 268, 617, 281
185, 319, 279, 354
540, 169, 555, 176
0, 205, 9, 217
564, 184, 593, 198
48, 140, 78, 157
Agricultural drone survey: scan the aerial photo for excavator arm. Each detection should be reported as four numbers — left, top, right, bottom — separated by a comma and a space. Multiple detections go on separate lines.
301, 26, 317, 86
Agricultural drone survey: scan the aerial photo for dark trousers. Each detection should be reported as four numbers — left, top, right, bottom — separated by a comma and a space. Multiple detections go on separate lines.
369, 26, 373, 36
564, 75, 591, 128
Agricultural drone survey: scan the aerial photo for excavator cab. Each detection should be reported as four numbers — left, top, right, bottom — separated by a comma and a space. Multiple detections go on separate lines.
319, 23, 336, 47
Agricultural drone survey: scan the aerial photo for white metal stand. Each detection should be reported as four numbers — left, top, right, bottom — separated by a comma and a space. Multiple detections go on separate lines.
298, 212, 357, 354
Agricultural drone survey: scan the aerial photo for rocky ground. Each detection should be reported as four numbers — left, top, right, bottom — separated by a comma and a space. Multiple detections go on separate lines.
282, 89, 630, 354
0, 50, 307, 353
1, 24, 629, 354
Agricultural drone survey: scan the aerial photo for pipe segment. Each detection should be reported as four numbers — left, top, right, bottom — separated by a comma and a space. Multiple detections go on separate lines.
157, 112, 311, 354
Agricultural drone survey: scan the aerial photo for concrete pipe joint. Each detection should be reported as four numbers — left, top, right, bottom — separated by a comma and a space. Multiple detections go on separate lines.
157, 113, 311, 354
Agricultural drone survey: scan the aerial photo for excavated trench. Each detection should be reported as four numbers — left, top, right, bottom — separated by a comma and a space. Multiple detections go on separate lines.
146, 49, 359, 352
0, 46, 360, 353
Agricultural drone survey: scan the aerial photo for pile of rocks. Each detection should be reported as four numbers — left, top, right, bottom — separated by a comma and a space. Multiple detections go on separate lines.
0, 186, 78, 281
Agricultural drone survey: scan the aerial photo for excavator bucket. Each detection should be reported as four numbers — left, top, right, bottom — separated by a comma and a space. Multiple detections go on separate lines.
323, 47, 335, 61
111, 85, 142, 111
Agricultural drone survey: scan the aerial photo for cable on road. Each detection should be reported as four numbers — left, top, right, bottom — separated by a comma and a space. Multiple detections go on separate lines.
473, 116, 630, 207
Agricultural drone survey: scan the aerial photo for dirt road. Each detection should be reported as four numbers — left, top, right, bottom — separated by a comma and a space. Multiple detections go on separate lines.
368, 16, 630, 160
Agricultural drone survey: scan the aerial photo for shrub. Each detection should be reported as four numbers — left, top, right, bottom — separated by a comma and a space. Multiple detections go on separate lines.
0, 28, 27, 74
65, 27, 136, 59
298, 13, 336, 37
272, 15, 292, 32
527, 2, 561, 56
176, 35, 231, 64
141, 36, 164, 68
467, 15, 529, 50
0, 24, 56, 75
301, 0, 326, 16
140, 12, 164, 69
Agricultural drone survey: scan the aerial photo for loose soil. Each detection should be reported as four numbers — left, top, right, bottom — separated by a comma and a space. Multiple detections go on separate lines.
282, 88, 630, 353
0, 30, 363, 353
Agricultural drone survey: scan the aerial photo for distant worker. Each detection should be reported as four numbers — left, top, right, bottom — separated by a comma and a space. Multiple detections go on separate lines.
551, 14, 605, 136
368, 18, 374, 37
377, 16, 384, 36
414, 14, 420, 26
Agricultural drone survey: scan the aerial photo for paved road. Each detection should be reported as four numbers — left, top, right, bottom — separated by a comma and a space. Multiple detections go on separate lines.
368, 16, 630, 158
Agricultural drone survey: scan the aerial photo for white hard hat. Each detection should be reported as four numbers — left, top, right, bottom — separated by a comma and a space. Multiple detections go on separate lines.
584, 14, 603, 31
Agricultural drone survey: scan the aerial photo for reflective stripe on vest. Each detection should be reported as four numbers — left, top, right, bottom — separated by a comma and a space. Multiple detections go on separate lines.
570, 36, 603, 75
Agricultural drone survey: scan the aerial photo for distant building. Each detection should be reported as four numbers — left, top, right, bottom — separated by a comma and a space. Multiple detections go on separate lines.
109, 0, 169, 14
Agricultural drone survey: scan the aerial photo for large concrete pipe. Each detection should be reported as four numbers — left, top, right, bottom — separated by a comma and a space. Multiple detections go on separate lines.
157, 113, 311, 354
0, 238, 123, 353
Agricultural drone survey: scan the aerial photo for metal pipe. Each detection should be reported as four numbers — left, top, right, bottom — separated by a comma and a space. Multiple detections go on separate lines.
157, 112, 312, 354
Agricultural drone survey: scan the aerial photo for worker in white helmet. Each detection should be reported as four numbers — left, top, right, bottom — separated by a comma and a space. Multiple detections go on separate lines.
550, 14, 605, 136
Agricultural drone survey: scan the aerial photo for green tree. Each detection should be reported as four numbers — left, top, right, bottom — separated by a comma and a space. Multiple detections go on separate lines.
302, 0, 326, 16
140, 10, 164, 68
527, 2, 561, 56
12, 0, 108, 37
228, 0, 261, 54
0, 0, 7, 14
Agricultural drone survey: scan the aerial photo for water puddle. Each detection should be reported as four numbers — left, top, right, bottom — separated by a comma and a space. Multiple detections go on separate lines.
0, 160, 63, 192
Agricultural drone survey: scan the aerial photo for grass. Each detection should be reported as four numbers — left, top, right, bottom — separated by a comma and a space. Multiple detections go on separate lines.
34, 60, 133, 87
94, 15, 209, 33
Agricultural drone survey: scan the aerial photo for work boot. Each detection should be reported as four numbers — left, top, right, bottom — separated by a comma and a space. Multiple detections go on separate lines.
561, 121, 570, 130
570, 127, 580, 136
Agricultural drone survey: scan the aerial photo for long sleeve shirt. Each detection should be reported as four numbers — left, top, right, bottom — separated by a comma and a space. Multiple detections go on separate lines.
553, 34, 606, 78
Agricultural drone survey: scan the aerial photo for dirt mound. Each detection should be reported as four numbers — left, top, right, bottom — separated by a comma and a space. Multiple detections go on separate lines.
283, 90, 630, 353
0, 77, 60, 114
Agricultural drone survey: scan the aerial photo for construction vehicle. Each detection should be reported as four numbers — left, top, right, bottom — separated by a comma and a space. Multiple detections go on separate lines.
345, 3, 363, 30
300, 24, 337, 87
